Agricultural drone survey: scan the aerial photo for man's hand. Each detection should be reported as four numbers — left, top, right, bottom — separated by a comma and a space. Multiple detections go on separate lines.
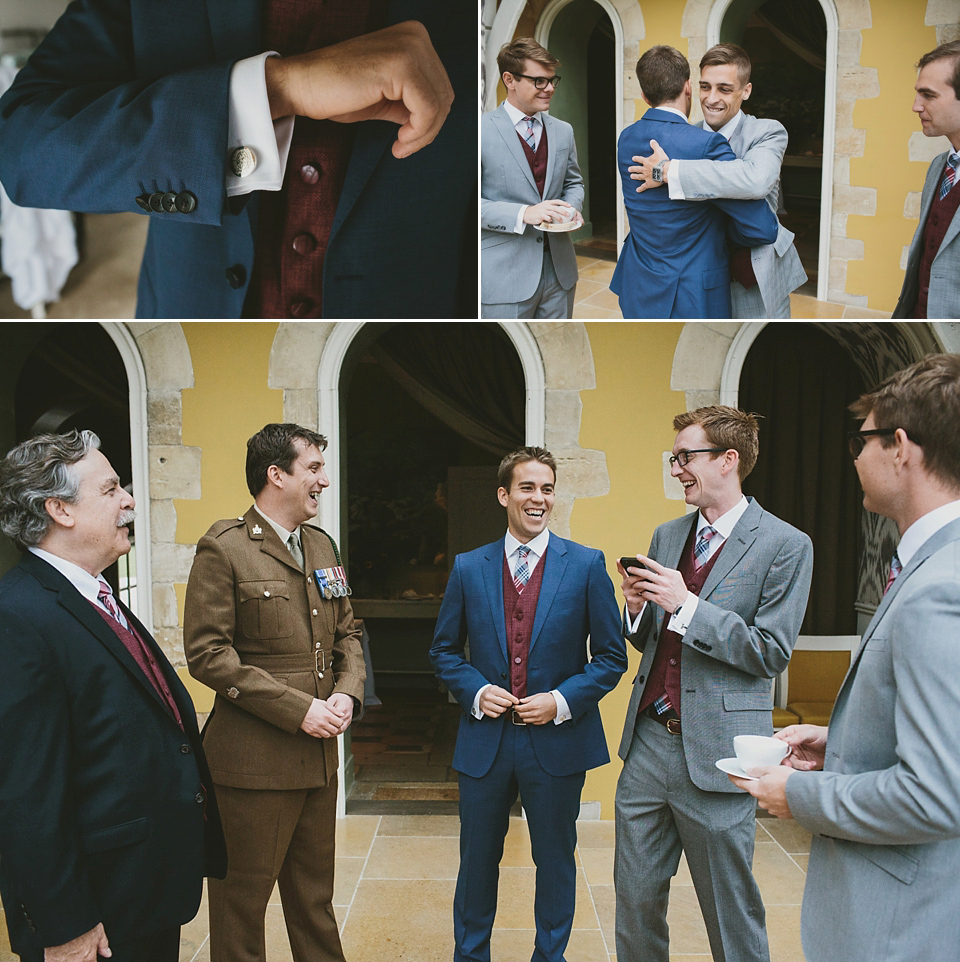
728, 765, 795, 819
777, 724, 828, 771
300, 697, 351, 737
326, 692, 355, 734
616, 556, 647, 618
44, 923, 110, 962
522, 200, 581, 226
264, 21, 454, 159
478, 685, 519, 718
629, 555, 689, 614
628, 139, 670, 192
515, 692, 558, 726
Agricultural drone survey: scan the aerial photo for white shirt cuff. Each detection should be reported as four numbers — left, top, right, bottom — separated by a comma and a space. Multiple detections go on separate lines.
226, 52, 295, 197
666, 591, 698, 635
667, 160, 685, 199
471, 684, 491, 719
625, 602, 646, 635
513, 206, 528, 234
551, 689, 571, 724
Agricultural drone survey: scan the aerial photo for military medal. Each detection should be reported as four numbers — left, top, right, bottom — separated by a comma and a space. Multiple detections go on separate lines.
314, 566, 352, 599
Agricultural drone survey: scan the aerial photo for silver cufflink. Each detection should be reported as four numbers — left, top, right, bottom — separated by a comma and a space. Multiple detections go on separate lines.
230, 146, 257, 177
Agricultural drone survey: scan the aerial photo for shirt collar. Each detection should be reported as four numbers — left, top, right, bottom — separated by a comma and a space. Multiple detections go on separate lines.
896, 499, 960, 567
504, 528, 550, 560
503, 99, 544, 126
28, 546, 104, 605
715, 110, 743, 140
653, 105, 689, 122
697, 495, 749, 540
254, 504, 301, 544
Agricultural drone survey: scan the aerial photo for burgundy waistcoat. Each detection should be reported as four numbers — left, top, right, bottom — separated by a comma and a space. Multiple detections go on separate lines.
913, 167, 960, 319
638, 525, 725, 719
244, 0, 387, 319
89, 603, 184, 729
518, 122, 549, 199
502, 549, 547, 699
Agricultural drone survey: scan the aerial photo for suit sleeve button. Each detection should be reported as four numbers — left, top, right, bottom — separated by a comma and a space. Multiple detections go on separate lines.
148, 192, 165, 212
175, 191, 198, 213
180, 744, 191, 754
135, 195, 150, 211
161, 191, 178, 212
195, 792, 205, 804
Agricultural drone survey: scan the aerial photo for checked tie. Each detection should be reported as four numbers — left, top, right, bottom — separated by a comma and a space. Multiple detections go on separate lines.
522, 116, 536, 150
514, 544, 531, 593
939, 154, 958, 201
693, 526, 718, 570
883, 552, 902, 596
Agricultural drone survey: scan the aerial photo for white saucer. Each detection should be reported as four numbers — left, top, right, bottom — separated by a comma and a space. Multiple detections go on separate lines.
715, 757, 758, 781
535, 219, 578, 232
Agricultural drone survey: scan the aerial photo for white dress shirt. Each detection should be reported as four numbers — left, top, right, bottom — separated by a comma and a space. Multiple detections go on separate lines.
626, 495, 749, 635
669, 108, 743, 200
28, 546, 127, 626
254, 504, 302, 554
502, 99, 546, 234
471, 529, 572, 724
895, 499, 960, 569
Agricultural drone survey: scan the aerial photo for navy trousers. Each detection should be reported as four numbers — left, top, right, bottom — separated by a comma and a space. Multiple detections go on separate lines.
454, 721, 585, 962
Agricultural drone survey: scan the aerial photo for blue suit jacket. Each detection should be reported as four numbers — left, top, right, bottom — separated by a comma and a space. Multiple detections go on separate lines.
430, 534, 627, 779
610, 107, 779, 318
0, 0, 474, 319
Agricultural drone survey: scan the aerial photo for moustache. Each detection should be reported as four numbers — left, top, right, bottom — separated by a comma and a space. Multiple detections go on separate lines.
117, 509, 137, 528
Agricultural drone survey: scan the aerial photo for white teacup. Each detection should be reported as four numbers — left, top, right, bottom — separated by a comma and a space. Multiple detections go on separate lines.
553, 205, 576, 224
733, 735, 789, 773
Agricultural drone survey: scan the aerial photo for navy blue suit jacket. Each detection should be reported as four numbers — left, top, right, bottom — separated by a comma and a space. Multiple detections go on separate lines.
0, 0, 474, 319
0, 553, 226, 956
430, 535, 627, 779
610, 107, 778, 318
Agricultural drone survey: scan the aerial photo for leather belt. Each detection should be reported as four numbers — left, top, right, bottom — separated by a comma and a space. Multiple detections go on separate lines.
645, 705, 681, 735
240, 652, 322, 672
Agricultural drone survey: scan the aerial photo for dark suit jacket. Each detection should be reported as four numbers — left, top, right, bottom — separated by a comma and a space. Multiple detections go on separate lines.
183, 508, 366, 791
0, 0, 474, 319
430, 534, 627, 779
0, 552, 226, 957
610, 107, 779, 318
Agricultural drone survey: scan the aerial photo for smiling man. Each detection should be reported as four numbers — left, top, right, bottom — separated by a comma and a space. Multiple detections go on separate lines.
614, 406, 812, 962
893, 41, 960, 318
626, 43, 806, 318
481, 39, 584, 319
431, 446, 626, 962
184, 422, 365, 962
0, 430, 225, 962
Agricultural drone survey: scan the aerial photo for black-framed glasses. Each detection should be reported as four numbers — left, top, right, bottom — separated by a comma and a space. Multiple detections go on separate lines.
669, 448, 727, 468
512, 73, 562, 89
847, 428, 922, 459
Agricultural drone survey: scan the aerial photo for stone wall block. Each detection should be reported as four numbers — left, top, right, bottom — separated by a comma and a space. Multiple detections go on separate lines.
544, 389, 584, 449
529, 323, 596, 390
149, 498, 178, 543
154, 627, 186, 667
833, 184, 877, 217
554, 450, 610, 499
903, 190, 922, 219
834, 128, 867, 158
908, 131, 950, 162
146, 390, 182, 445
837, 29, 862, 67
149, 444, 202, 500
671, 323, 739, 393
837, 0, 872, 31
153, 582, 180, 629
270, 322, 336, 389
683, 390, 722, 411
130, 323, 193, 390
150, 541, 196, 585
831, 237, 865, 261
926, 0, 960, 28
283, 388, 319, 429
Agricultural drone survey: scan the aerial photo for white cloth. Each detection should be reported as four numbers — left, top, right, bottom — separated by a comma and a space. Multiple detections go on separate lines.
0, 61, 78, 311
896, 499, 960, 567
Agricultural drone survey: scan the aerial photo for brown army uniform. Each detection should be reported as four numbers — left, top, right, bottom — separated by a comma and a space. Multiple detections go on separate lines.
184, 506, 365, 962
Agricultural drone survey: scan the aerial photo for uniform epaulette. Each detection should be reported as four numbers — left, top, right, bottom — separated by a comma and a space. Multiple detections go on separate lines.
208, 516, 247, 538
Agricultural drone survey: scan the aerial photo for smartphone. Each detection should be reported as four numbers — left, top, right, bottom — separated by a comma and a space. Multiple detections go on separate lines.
619, 557, 647, 572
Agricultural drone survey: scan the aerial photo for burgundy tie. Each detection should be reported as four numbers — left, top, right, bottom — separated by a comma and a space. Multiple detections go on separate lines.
883, 553, 902, 596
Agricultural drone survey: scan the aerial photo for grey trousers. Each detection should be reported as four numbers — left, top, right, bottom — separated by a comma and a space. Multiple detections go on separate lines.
730, 281, 791, 319
614, 714, 770, 962
481, 245, 576, 319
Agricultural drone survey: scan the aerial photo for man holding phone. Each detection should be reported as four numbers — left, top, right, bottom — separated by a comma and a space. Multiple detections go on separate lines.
614, 405, 813, 962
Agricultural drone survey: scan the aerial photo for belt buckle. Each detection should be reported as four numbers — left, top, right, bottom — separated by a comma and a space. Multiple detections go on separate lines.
511, 708, 526, 726
665, 717, 681, 735
314, 645, 326, 678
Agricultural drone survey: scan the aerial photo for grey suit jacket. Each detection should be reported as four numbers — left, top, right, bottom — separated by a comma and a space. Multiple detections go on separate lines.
893, 151, 960, 318
618, 498, 813, 791
786, 517, 960, 962
679, 112, 807, 316
481, 105, 584, 304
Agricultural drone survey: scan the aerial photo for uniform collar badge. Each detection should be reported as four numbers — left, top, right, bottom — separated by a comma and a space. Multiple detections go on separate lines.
252, 524, 262, 535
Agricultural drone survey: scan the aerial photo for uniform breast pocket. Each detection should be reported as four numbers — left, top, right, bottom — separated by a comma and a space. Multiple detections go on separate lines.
239, 581, 292, 639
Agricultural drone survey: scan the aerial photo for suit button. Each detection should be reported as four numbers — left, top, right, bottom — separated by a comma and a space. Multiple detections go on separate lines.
514, 656, 522, 664
148, 192, 165, 212
195, 792, 205, 804
313, 608, 319, 615
536, 236, 543, 244
514, 609, 523, 620
290, 298, 315, 317
638, 674, 645, 683
300, 163, 321, 184
225, 264, 247, 288
292, 233, 316, 255
175, 191, 198, 213
264, 590, 271, 598
669, 658, 677, 666
135, 195, 150, 211
500, 672, 507, 680
161, 191, 178, 213
227, 687, 240, 699
180, 744, 191, 754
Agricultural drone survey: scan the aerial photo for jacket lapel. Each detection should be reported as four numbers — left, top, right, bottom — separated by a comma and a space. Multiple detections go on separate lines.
702, 499, 761, 598
245, 507, 301, 573
482, 538, 509, 662
493, 105, 539, 194
653, 514, 698, 635
529, 535, 568, 654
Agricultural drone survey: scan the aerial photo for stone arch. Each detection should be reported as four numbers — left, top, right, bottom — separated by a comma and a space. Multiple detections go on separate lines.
124, 322, 197, 660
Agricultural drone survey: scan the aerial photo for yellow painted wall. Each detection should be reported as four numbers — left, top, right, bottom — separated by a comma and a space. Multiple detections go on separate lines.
572, 321, 688, 817
626, 3, 688, 125
846, 0, 941, 312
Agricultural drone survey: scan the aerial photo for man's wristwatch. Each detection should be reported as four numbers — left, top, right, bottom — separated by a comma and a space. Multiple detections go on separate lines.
651, 159, 668, 183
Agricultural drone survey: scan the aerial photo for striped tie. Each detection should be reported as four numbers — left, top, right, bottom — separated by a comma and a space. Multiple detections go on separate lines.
522, 116, 536, 150
97, 579, 127, 628
693, 526, 717, 570
883, 552, 902, 596
514, 545, 531, 593
939, 154, 958, 201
